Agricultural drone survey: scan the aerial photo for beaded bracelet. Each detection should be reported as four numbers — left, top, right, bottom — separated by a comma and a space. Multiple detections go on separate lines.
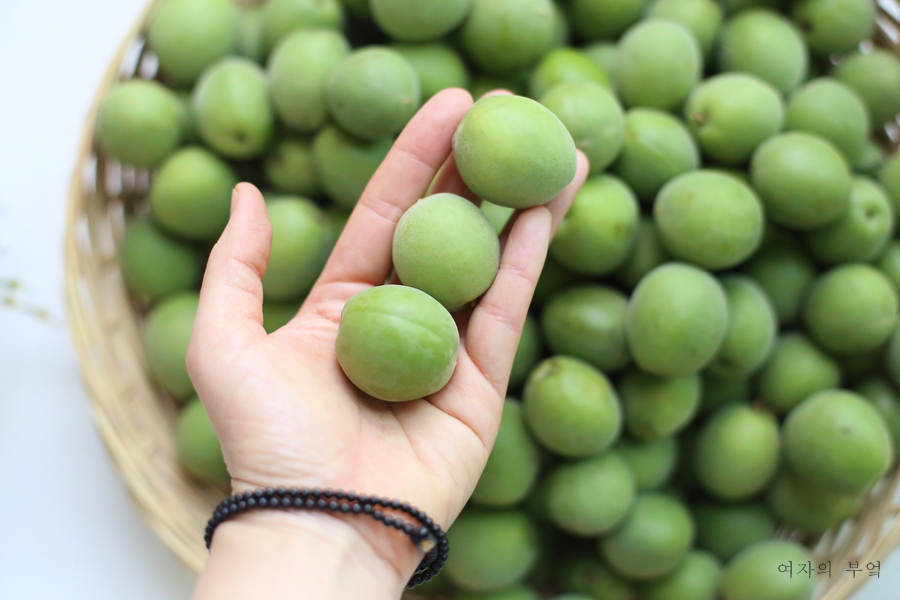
205, 487, 448, 589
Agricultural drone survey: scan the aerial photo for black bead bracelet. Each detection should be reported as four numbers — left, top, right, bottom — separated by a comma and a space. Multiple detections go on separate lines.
205, 487, 448, 589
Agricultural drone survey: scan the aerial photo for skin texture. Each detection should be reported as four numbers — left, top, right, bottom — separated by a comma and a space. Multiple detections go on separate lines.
617, 436, 679, 491
614, 109, 700, 202
835, 50, 900, 127
146, 291, 199, 400
454, 95, 577, 209
615, 217, 672, 290
189, 90, 590, 600
626, 263, 729, 377
509, 315, 541, 390
522, 356, 623, 458
540, 285, 631, 373
791, 0, 875, 56
685, 73, 785, 166
600, 493, 695, 581
149, 146, 238, 243
549, 175, 640, 275
750, 132, 852, 230
147, 0, 237, 86
471, 400, 540, 507
648, 0, 723, 58
717, 10, 809, 95
326, 47, 421, 141
120, 217, 202, 303
268, 30, 350, 132
641, 550, 721, 600
707, 276, 777, 378
615, 20, 703, 111
694, 501, 776, 561
260, 0, 344, 54
786, 78, 871, 165
757, 332, 842, 414
529, 49, 611, 100
743, 231, 816, 326
371, 0, 472, 42
394, 43, 470, 101
571, 0, 648, 41
178, 397, 229, 483
264, 138, 320, 197
766, 471, 858, 534
459, 0, 555, 75
192, 57, 274, 159
96, 80, 183, 167
393, 193, 500, 311
561, 558, 635, 600
540, 82, 625, 174
312, 126, 392, 209
720, 541, 815, 600
620, 370, 701, 440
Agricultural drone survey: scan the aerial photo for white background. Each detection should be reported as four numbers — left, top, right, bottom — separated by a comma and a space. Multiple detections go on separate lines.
0, 1, 898, 598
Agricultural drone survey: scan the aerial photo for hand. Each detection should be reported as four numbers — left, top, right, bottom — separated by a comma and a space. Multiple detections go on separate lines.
187, 88, 588, 598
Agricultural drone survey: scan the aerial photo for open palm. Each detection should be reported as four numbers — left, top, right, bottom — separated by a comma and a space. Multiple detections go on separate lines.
187, 88, 588, 579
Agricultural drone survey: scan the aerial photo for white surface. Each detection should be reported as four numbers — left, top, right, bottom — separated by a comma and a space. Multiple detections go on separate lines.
0, 1, 899, 599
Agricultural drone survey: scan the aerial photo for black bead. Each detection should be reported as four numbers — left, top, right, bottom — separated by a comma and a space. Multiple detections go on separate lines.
335, 491, 345, 500
328, 501, 339, 511
390, 499, 400, 509
404, 524, 414, 535
363, 504, 373, 514
393, 520, 405, 530
299, 488, 310, 497
282, 498, 291, 507
424, 517, 433, 527
305, 499, 315, 509
238, 501, 247, 510
265, 487, 275, 495
340, 503, 350, 513
258, 498, 268, 507
352, 503, 362, 514
400, 502, 410, 512
317, 499, 327, 509
294, 498, 304, 508
383, 515, 393, 526
312, 488, 322, 498
346, 492, 357, 501
276, 486, 287, 495
373, 510, 383, 521
252, 490, 263, 499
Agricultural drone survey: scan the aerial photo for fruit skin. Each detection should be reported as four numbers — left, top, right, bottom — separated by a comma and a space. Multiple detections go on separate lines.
522, 356, 622, 458
148, 146, 238, 243
529, 49, 611, 100
192, 57, 274, 159
313, 126, 392, 209
472, 400, 541, 507
757, 332, 842, 415
880, 153, 900, 216
541, 285, 631, 373
707, 276, 777, 379
855, 377, 900, 453
571, 0, 648, 41
655, 171, 764, 270
615, 217, 672, 290
260, 0, 344, 54
455, 588, 540, 600
855, 141, 885, 176
648, 0, 723, 58
694, 404, 780, 501
641, 550, 721, 600
694, 501, 776, 561
393, 194, 500, 311
549, 176, 639, 276
96, 80, 183, 167
615, 20, 703, 111
268, 30, 350, 133
147, 0, 237, 86
750, 132, 851, 230
802, 263, 899, 355
878, 241, 900, 297
371, 0, 472, 42
335, 286, 458, 402
784, 389, 894, 495
804, 176, 894, 265
326, 47, 421, 141
786, 78, 871, 165
480, 201, 515, 235
120, 217, 202, 303
613, 109, 700, 203
685, 73, 784, 166
743, 231, 816, 326
600, 493, 695, 581
700, 375, 749, 415
626, 263, 729, 377
533, 257, 582, 309
177, 397, 229, 484
560, 558, 635, 600
791, 0, 875, 57
835, 50, 900, 127
540, 82, 624, 175
146, 292, 199, 400
617, 436, 679, 491
262, 197, 334, 301
394, 43, 470, 101
718, 9, 808, 95
509, 315, 541, 390
264, 137, 320, 197
720, 540, 815, 600
459, 0, 556, 76
444, 509, 540, 592
620, 370, 701, 441
235, 3, 265, 63
544, 452, 636, 536
766, 471, 858, 534
453, 95, 577, 209
584, 42, 619, 83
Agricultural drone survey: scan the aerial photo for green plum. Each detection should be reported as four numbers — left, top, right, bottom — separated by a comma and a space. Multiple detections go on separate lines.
371, 0, 471, 42
783, 389, 894, 494
149, 146, 237, 242
792, 0, 874, 56
268, 29, 350, 132
750, 132, 851, 230
235, 3, 265, 63
620, 369, 701, 440
613, 109, 699, 202
509, 315, 542, 390
803, 263, 898, 355
540, 285, 630, 373
455, 588, 539, 600
480, 201, 515, 234
648, 0, 723, 58
855, 141, 885, 176
694, 501, 776, 561
147, 0, 237, 86
453, 95, 577, 209
786, 78, 871, 165
617, 436, 679, 491
766, 471, 858, 534
260, 0, 344, 54
472, 400, 541, 507
120, 217, 201, 302
532, 256, 582, 308
877, 241, 900, 296
335, 285, 459, 402
685, 73, 785, 166
522, 356, 622, 458
757, 332, 842, 414
600, 493, 695, 580
340, 0, 370, 18
855, 377, 900, 452
146, 291, 199, 400
886, 323, 900, 388
584, 42, 618, 83
835, 50, 900, 127
529, 49, 611, 100
707, 276, 777, 379
561, 558, 635, 600
96, 80, 183, 167
469, 75, 528, 99
743, 232, 816, 326
719, 541, 815, 600
262, 298, 302, 333
264, 137, 320, 196
700, 374, 750, 415
571, 0, 647, 41
325, 206, 351, 236
615, 20, 703, 111
549, 1, 570, 49
313, 126, 391, 209
718, 9, 809, 94
549, 175, 639, 275
459, 0, 555, 75
881, 153, 900, 214
614, 217, 672, 290
394, 43, 470, 101
177, 397, 228, 484
626, 263, 729, 377
540, 82, 625, 174
641, 550, 721, 600
445, 509, 540, 592
262, 197, 333, 301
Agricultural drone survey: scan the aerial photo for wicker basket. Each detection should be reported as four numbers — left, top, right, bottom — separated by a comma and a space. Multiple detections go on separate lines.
67, 0, 900, 596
